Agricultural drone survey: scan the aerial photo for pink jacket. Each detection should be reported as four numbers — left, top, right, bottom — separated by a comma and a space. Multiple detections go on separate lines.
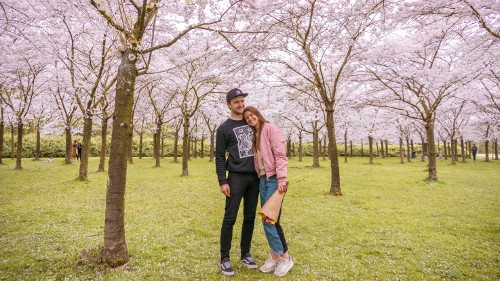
253, 122, 288, 185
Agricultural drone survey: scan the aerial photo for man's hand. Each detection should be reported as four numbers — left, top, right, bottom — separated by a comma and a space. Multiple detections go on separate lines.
278, 182, 288, 193
220, 184, 230, 197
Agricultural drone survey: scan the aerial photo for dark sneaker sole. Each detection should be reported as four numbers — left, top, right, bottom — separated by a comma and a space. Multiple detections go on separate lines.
219, 265, 235, 276
241, 262, 258, 269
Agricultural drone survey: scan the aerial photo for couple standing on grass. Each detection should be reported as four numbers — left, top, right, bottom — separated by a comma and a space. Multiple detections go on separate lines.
215, 88, 293, 277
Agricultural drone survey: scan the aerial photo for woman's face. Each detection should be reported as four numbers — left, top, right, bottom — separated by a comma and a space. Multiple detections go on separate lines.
244, 111, 259, 127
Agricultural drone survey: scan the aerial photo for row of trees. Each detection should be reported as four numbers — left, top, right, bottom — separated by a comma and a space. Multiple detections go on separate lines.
1, 0, 498, 266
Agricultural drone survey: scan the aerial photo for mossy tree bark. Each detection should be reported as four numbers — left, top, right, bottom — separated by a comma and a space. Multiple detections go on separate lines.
182, 115, 190, 175
425, 121, 438, 181
10, 126, 15, 159
138, 131, 143, 159
103, 48, 136, 266
460, 137, 466, 163
65, 128, 72, 164
369, 136, 374, 164
15, 122, 23, 169
399, 137, 405, 164
78, 116, 93, 180
35, 126, 41, 160
0, 106, 3, 164
298, 131, 303, 162
98, 118, 110, 172
312, 129, 320, 167
344, 134, 348, 163
406, 136, 411, 162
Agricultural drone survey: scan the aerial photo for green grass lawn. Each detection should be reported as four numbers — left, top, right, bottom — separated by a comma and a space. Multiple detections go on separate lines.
0, 156, 499, 280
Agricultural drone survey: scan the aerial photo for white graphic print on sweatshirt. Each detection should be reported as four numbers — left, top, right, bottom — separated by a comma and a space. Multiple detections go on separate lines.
233, 125, 254, 158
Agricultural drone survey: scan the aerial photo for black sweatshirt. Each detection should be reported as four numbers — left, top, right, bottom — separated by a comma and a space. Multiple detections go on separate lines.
215, 118, 255, 186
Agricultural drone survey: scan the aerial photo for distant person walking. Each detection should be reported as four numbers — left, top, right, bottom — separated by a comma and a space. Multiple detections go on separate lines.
71, 140, 78, 162
215, 88, 259, 276
77, 141, 82, 161
471, 144, 478, 162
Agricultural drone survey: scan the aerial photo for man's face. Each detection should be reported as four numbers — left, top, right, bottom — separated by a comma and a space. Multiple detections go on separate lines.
227, 96, 245, 115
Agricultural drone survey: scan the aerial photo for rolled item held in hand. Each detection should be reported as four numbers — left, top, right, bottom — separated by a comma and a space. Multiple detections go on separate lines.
258, 181, 289, 223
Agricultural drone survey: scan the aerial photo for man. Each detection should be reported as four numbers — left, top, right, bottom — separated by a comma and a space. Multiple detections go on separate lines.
471, 144, 478, 162
215, 88, 259, 276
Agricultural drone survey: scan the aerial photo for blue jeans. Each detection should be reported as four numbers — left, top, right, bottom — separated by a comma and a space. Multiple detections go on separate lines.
259, 175, 288, 255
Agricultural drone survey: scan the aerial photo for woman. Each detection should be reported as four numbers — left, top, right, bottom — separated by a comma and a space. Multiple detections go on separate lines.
243, 106, 293, 277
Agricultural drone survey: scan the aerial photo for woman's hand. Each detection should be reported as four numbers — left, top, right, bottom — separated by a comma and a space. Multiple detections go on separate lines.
278, 182, 287, 193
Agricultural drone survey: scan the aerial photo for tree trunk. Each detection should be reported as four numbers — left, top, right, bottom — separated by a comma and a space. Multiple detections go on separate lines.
406, 136, 411, 162
485, 140, 490, 162
298, 132, 303, 162
460, 137, 466, 163
454, 139, 459, 162
421, 141, 427, 162
193, 137, 197, 158
495, 141, 498, 160
312, 130, 320, 167
399, 137, 404, 164
443, 140, 448, 160
201, 135, 205, 158
0, 116, 3, 164
209, 132, 214, 162
411, 139, 414, 157
138, 131, 143, 159
15, 122, 23, 169
182, 116, 190, 175
173, 130, 179, 163
103, 48, 136, 267
451, 139, 456, 165
35, 127, 41, 160
287, 136, 292, 158
344, 135, 347, 163
464, 140, 468, 159
98, 119, 108, 172
65, 127, 72, 164
447, 142, 451, 159
326, 109, 342, 196
467, 141, 472, 159
154, 123, 161, 167
323, 137, 327, 160
380, 139, 385, 158
318, 138, 322, 160
375, 139, 379, 156
425, 122, 438, 181
128, 131, 133, 164
161, 131, 164, 159
361, 141, 364, 156
187, 134, 191, 160
350, 140, 353, 157
78, 116, 93, 180
11, 126, 15, 159
369, 136, 373, 164
385, 140, 389, 157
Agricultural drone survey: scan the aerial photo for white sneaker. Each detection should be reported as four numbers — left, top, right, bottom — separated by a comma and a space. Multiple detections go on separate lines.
259, 257, 279, 273
274, 256, 293, 276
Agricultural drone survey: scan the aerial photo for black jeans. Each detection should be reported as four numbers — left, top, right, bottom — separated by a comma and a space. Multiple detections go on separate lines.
220, 171, 259, 261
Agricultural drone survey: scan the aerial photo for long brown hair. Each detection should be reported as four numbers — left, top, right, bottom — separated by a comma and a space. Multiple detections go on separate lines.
243, 106, 268, 151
